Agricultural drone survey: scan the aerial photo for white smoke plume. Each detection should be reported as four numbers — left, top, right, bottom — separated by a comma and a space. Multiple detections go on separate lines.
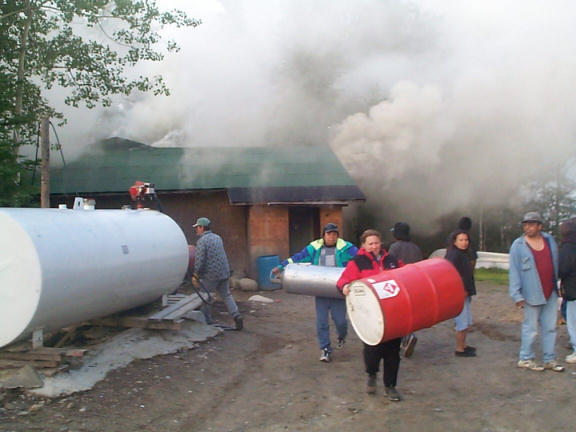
330, 1, 576, 231
47, 0, 576, 231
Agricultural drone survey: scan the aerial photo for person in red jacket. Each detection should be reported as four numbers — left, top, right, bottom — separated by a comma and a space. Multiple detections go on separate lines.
337, 229, 404, 402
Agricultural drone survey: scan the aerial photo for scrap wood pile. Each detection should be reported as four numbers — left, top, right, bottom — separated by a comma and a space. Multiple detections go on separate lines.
0, 346, 86, 377
0, 292, 203, 384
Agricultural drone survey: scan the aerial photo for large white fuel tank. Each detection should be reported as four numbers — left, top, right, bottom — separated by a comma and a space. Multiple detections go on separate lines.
0, 207, 190, 348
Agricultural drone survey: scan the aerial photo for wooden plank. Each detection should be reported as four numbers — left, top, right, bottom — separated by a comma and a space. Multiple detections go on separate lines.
42, 365, 70, 377
54, 325, 79, 348
148, 294, 201, 321
162, 293, 187, 307
31, 347, 68, 354
0, 359, 60, 369
0, 347, 79, 362
1, 342, 33, 353
0, 351, 63, 362
64, 349, 87, 358
93, 316, 183, 330
162, 297, 204, 321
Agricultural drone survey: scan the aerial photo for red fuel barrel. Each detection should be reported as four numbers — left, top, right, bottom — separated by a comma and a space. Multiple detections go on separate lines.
346, 258, 466, 345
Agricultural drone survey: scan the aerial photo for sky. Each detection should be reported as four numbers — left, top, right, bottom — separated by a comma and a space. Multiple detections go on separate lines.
48, 0, 576, 233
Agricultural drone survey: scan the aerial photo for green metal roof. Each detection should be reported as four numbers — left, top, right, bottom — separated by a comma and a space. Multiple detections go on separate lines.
49, 138, 364, 199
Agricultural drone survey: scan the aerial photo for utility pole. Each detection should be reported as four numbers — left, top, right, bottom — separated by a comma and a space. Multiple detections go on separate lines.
40, 116, 50, 208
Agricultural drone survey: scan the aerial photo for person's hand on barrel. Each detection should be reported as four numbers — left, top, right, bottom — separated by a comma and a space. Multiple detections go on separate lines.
272, 266, 282, 276
342, 284, 350, 296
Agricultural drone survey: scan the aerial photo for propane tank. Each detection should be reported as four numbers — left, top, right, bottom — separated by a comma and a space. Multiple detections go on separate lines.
0, 207, 189, 348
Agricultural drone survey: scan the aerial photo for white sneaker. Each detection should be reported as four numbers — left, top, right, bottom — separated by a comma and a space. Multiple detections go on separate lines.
565, 352, 576, 364
517, 359, 544, 371
319, 348, 331, 362
543, 361, 565, 372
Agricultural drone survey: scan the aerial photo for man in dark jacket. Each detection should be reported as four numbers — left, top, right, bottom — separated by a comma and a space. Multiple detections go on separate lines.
388, 222, 422, 358
559, 218, 576, 364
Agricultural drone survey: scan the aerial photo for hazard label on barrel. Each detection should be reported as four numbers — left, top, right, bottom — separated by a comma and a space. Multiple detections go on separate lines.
373, 280, 400, 299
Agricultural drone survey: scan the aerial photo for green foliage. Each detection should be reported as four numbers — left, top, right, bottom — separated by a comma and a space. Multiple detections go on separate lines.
2, 1, 200, 108
522, 165, 576, 239
0, 1, 200, 206
0, 70, 39, 206
474, 267, 509, 285
0, 139, 38, 207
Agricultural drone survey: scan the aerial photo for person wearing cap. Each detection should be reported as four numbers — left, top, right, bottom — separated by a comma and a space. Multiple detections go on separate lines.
273, 223, 358, 362
193, 217, 243, 331
509, 211, 563, 372
388, 222, 422, 358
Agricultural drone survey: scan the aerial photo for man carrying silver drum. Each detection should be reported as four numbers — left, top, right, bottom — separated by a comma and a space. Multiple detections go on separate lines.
273, 223, 358, 362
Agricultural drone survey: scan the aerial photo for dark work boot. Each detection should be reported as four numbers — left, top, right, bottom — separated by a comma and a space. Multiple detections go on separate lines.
366, 375, 376, 394
234, 315, 244, 331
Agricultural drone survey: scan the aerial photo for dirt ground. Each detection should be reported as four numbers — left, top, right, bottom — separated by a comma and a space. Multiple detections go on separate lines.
1, 281, 575, 432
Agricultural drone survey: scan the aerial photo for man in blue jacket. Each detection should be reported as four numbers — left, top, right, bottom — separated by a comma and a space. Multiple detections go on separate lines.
273, 223, 358, 362
509, 212, 563, 372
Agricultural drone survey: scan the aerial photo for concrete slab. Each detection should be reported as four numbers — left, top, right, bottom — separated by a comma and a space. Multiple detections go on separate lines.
29, 319, 220, 398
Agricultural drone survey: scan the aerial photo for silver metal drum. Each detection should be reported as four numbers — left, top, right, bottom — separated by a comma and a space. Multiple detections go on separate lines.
280, 264, 345, 299
0, 207, 189, 348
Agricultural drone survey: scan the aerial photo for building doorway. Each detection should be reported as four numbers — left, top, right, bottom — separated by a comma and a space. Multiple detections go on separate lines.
288, 207, 320, 255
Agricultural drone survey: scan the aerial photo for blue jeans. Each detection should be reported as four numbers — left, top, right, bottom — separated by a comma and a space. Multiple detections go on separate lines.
455, 296, 472, 332
316, 296, 347, 351
567, 300, 576, 351
201, 278, 240, 324
520, 290, 558, 363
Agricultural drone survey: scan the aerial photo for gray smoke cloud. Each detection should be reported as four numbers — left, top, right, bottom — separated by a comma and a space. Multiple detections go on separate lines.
47, 0, 576, 232
331, 1, 576, 231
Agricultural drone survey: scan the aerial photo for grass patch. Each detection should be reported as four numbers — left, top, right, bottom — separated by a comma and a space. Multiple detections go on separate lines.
475, 267, 509, 285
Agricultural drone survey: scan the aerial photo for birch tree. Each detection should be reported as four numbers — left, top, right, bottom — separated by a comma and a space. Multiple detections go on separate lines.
0, 0, 200, 206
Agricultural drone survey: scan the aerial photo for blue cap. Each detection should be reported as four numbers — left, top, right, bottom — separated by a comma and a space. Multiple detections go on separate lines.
323, 223, 339, 234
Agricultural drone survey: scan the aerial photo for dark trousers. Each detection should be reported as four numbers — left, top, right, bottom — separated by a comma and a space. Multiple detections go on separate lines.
364, 337, 402, 388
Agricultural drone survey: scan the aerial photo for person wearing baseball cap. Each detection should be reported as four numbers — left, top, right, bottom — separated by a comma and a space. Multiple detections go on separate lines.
509, 211, 563, 372
273, 222, 358, 362
192, 217, 243, 331
193, 217, 211, 228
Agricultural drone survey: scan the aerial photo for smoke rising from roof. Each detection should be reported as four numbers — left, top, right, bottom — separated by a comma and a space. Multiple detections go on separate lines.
49, 0, 576, 232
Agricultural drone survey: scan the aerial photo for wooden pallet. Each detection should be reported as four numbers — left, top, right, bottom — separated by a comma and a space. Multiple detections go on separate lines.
0, 347, 86, 371
0, 294, 203, 374
92, 293, 204, 330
